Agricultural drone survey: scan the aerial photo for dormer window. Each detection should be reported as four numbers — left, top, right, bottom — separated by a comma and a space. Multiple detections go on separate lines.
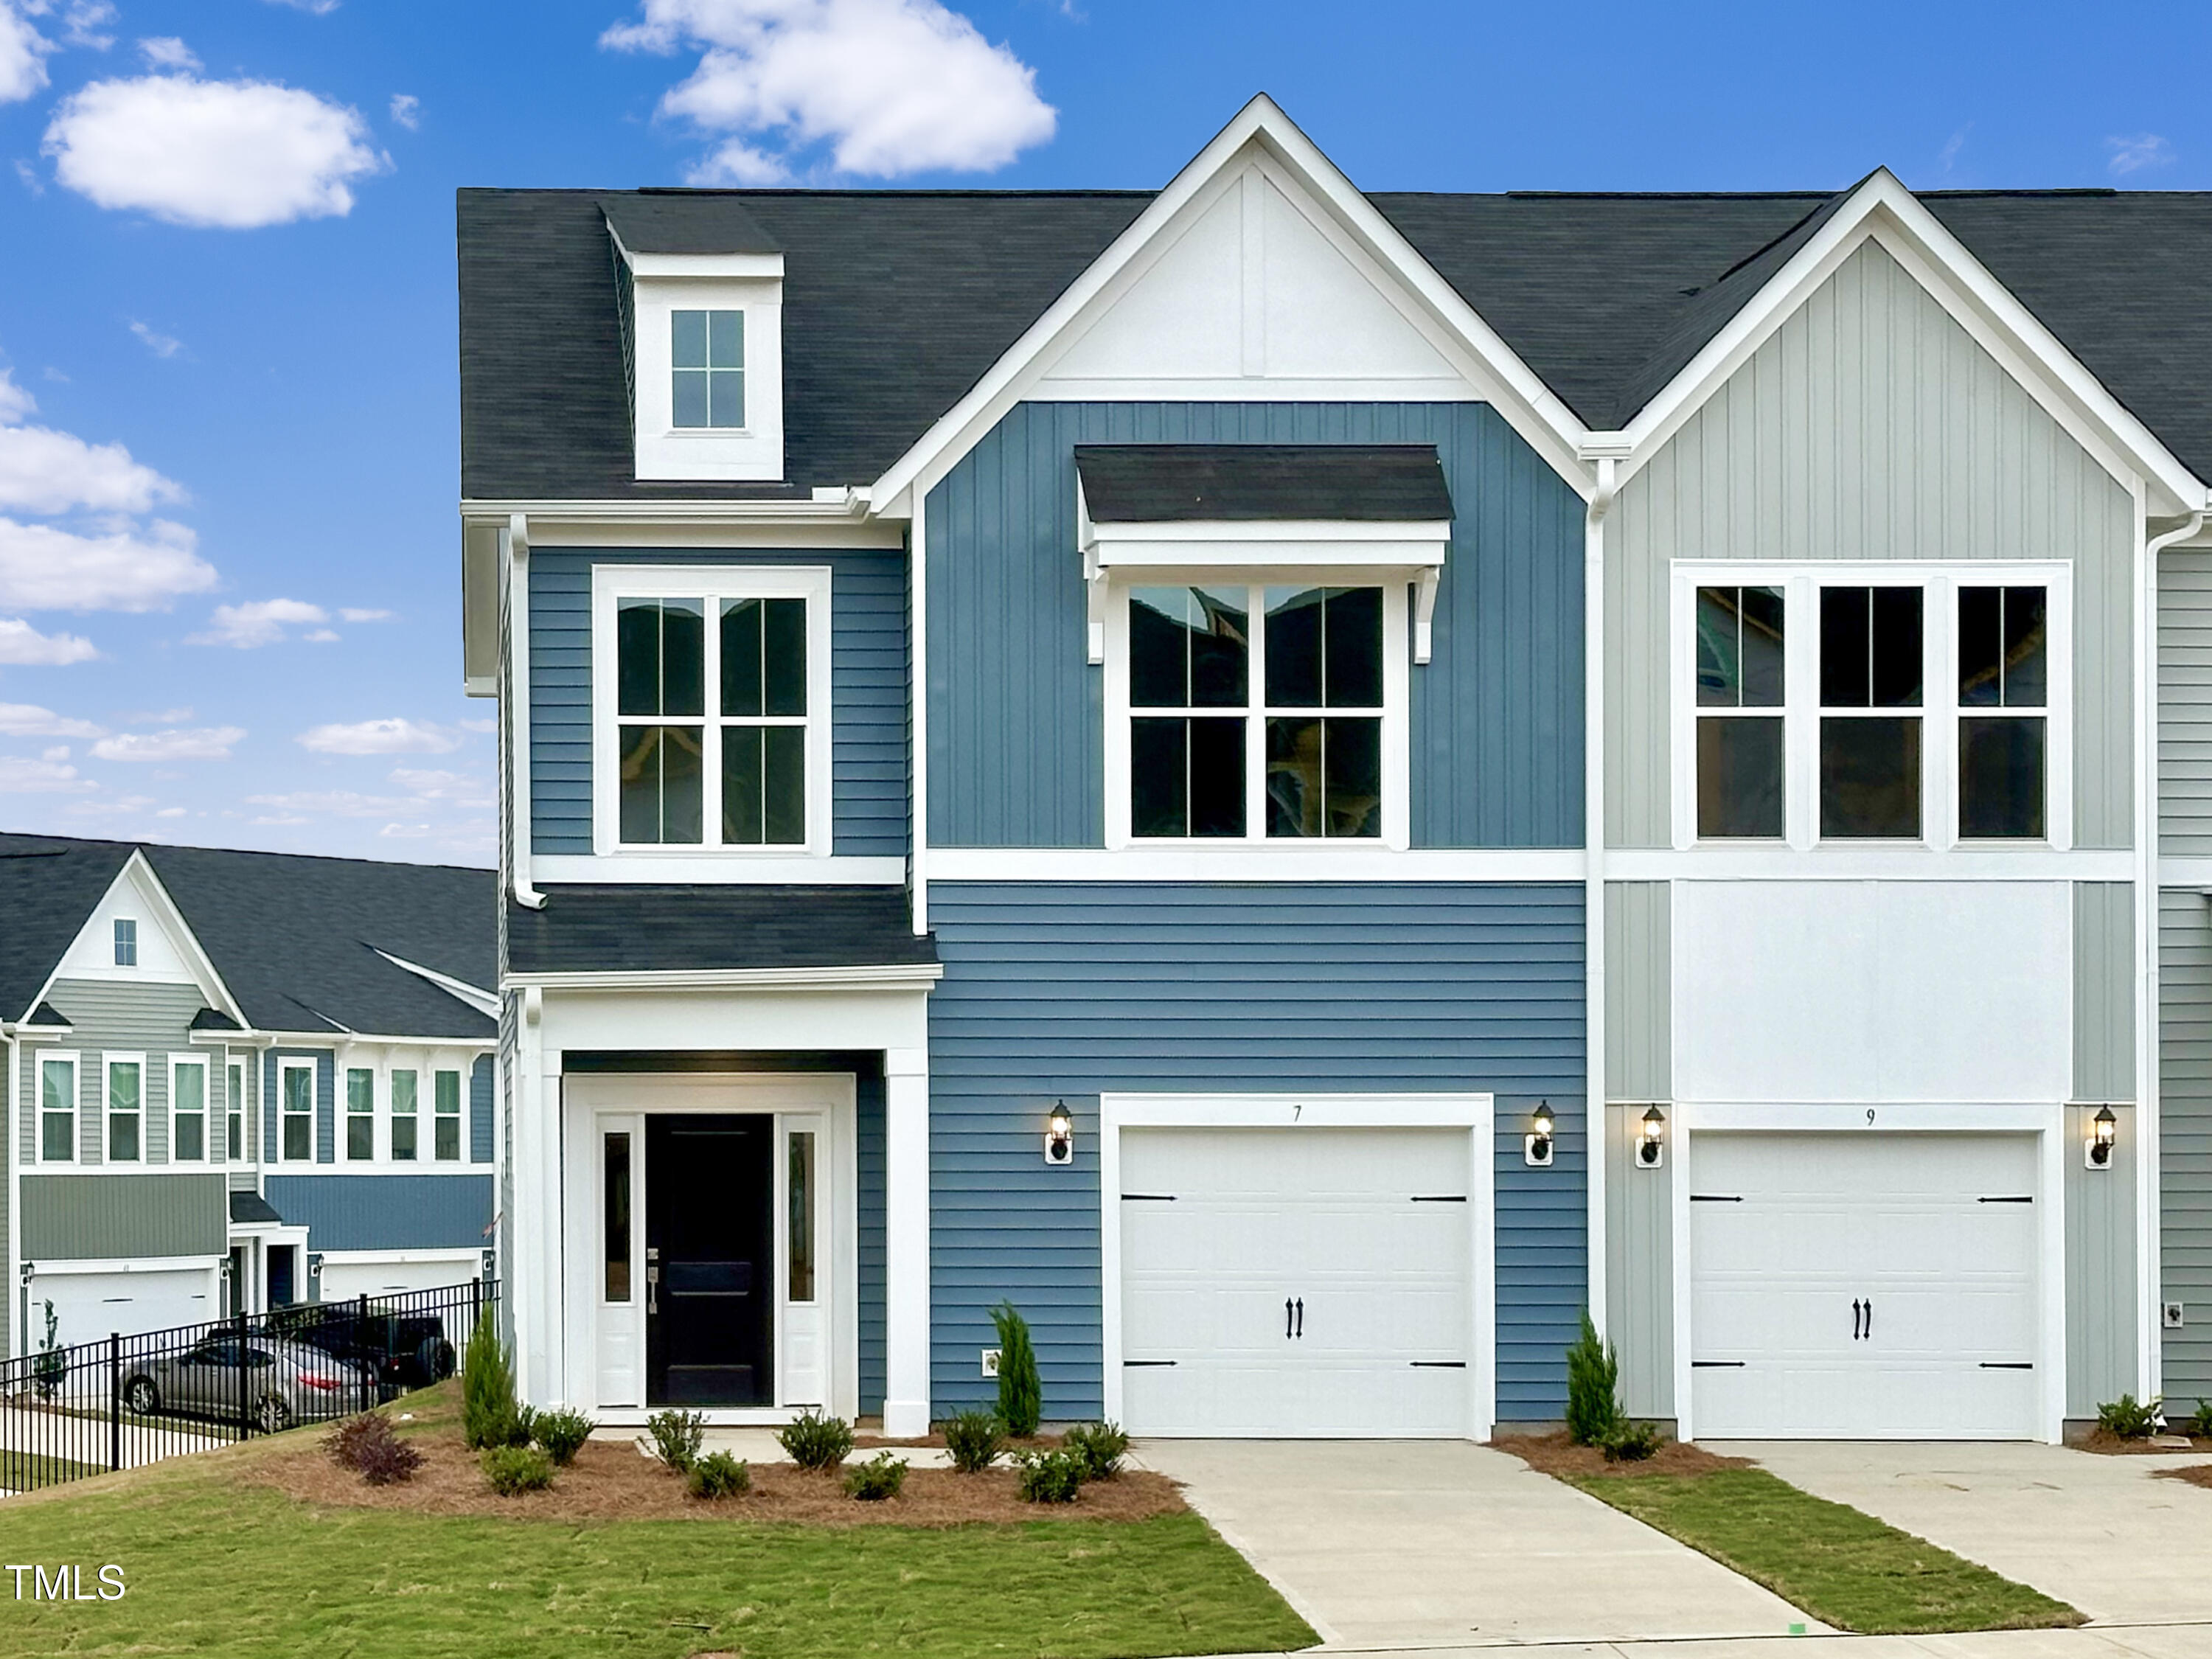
672, 310, 745, 429
113, 918, 136, 967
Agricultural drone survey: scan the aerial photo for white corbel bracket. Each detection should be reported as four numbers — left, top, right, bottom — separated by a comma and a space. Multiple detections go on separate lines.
1085, 540, 1107, 665
1413, 568, 1440, 665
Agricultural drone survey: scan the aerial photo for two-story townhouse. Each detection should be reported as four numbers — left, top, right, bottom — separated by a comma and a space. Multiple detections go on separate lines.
464, 94, 2212, 1441
0, 834, 499, 1350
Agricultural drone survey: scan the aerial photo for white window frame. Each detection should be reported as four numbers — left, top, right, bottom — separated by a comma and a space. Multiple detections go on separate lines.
669, 307, 746, 432
36, 1050, 78, 1165
1670, 560, 2073, 853
226, 1060, 247, 1164
104, 1054, 145, 1164
278, 1058, 317, 1164
169, 1054, 209, 1164
433, 1068, 464, 1163
1102, 569, 1412, 851
390, 1065, 420, 1163
112, 918, 136, 967
344, 1065, 376, 1162
590, 564, 835, 861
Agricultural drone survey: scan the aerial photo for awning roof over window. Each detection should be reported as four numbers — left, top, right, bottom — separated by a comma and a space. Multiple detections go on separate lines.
1073, 445, 1453, 524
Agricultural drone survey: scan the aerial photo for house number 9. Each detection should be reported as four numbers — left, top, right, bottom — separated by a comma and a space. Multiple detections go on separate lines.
1866, 1109, 1877, 1126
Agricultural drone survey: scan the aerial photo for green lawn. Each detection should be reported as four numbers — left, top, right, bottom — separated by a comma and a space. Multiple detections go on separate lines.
0, 1451, 1315, 1659
1569, 1469, 2082, 1635
0, 1449, 107, 1492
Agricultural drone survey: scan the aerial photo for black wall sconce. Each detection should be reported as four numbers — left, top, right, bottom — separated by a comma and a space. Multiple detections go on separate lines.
1043, 1101, 1075, 1166
1638, 1105, 1667, 1169
1524, 1101, 1555, 1167
2087, 1104, 2117, 1170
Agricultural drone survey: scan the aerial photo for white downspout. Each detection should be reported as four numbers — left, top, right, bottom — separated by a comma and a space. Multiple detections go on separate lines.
505, 512, 546, 911
1582, 451, 1621, 1340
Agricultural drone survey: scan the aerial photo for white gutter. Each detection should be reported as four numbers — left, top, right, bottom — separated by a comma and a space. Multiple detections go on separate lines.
502, 963, 944, 994
1579, 445, 1624, 1340
463, 493, 874, 524
506, 513, 547, 912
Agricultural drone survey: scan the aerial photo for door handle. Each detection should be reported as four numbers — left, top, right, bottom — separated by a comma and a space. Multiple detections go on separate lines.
1295, 1298, 1304, 1340
1851, 1298, 1863, 1340
1863, 1298, 1871, 1340
647, 1264, 661, 1316
1286, 1297, 1294, 1340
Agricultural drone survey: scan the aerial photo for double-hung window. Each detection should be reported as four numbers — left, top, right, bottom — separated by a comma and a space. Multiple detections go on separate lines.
1694, 586, 1785, 837
107, 1057, 142, 1161
40, 1055, 76, 1163
434, 1070, 462, 1162
1116, 581, 1404, 844
596, 567, 832, 857
1958, 586, 2048, 839
347, 1068, 375, 1161
1819, 586, 1924, 838
226, 1061, 245, 1161
279, 1061, 314, 1161
171, 1057, 206, 1162
391, 1069, 419, 1161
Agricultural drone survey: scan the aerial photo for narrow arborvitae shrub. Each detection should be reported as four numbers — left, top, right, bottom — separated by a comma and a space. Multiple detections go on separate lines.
2097, 1394, 2162, 1438
990, 1301, 1043, 1438
1013, 1447, 1084, 1503
1599, 1420, 1663, 1463
1063, 1421, 1130, 1480
641, 1408, 706, 1473
481, 1445, 554, 1495
778, 1410, 855, 1471
844, 1451, 908, 1501
461, 1315, 526, 1450
687, 1450, 751, 1499
1564, 1310, 1623, 1447
532, 1407, 595, 1467
941, 1409, 1004, 1474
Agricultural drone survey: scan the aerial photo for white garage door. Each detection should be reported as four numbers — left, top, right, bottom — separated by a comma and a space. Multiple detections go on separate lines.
318, 1258, 479, 1302
1691, 1133, 2040, 1439
1118, 1127, 1476, 1437
35, 1266, 215, 1349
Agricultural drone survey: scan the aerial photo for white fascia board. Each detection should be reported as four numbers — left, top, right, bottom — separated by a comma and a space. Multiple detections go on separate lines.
501, 963, 945, 993
25, 851, 247, 1029
260, 1029, 489, 1048
1088, 520, 1450, 569
605, 220, 785, 282
372, 950, 500, 1019
1602, 170, 2208, 514
866, 94, 1595, 514
461, 496, 873, 524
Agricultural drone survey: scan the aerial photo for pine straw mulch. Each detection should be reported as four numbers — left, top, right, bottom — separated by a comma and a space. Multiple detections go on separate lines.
250, 1422, 1186, 1527
1489, 1430, 1753, 1480
2152, 1463, 2212, 1490
2077, 1428, 2212, 1456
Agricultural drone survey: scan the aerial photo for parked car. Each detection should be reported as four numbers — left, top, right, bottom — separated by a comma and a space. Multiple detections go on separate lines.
119, 1335, 375, 1433
286, 1312, 458, 1401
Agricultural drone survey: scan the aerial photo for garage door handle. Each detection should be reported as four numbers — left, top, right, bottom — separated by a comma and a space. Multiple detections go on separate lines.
1864, 1298, 1871, 1339
1852, 1298, 1863, 1340
1286, 1298, 1294, 1340
1295, 1298, 1303, 1339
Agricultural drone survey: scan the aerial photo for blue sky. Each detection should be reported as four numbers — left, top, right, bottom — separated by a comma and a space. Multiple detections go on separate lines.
1, 0, 2208, 866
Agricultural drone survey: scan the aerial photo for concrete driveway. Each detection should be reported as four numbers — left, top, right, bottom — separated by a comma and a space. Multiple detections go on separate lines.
1138, 1439, 1815, 1649
1722, 1440, 2212, 1629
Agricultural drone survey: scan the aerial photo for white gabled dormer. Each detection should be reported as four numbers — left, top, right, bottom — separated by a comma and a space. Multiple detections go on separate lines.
605, 198, 786, 484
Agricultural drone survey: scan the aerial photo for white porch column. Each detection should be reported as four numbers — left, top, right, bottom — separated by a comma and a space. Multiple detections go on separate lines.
883, 1045, 932, 1436
509, 991, 564, 1408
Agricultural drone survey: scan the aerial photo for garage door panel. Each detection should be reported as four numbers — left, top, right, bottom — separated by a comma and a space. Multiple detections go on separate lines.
38, 1267, 215, 1349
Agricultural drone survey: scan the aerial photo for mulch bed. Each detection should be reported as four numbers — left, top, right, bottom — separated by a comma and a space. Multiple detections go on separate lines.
251, 1422, 1184, 1527
1490, 1430, 1753, 1480
2152, 1464, 2212, 1490
2076, 1429, 2212, 1455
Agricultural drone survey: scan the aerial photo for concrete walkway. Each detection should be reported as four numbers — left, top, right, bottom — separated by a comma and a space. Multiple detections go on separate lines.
1138, 1439, 1818, 1649
1722, 1441, 2212, 1628
1220, 1627, 2212, 1657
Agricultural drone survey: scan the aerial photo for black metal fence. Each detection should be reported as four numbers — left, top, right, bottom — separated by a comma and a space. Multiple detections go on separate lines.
0, 1279, 497, 1493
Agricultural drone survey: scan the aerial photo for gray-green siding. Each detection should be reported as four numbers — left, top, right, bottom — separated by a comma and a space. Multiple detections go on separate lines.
22, 1173, 226, 1261
2160, 889, 2212, 1397
1604, 882, 1670, 1102
1603, 1102, 1674, 1419
1607, 239, 2137, 849
2065, 1101, 2138, 1416
2160, 550, 2212, 857
2073, 883, 2135, 1102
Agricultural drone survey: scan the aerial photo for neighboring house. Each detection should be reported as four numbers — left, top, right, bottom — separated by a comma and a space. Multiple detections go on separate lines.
0, 835, 498, 1351
460, 94, 2212, 1441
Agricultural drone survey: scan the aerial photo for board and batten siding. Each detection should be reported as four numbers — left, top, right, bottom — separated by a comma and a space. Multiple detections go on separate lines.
528, 547, 909, 858
926, 401, 1585, 849
263, 1048, 335, 1166
2160, 549, 2212, 856
1602, 881, 1673, 1418
2068, 883, 2136, 1415
925, 881, 1586, 1423
264, 1175, 495, 1253
2161, 888, 2212, 1397
1608, 238, 2136, 849
21, 1173, 226, 1261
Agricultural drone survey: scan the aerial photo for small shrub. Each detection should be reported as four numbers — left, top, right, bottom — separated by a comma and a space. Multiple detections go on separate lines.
324, 1412, 384, 1470
778, 1410, 855, 1472
641, 1408, 706, 1473
481, 1445, 553, 1495
844, 1451, 908, 1501
2097, 1393, 2162, 1439
1013, 1447, 1085, 1503
941, 1409, 1004, 1474
2188, 1399, 2212, 1439
323, 1412, 425, 1484
462, 1316, 529, 1450
32, 1301, 64, 1399
1600, 1420, 1663, 1463
532, 1407, 595, 1467
1063, 1420, 1130, 1480
1564, 1310, 1622, 1447
686, 1450, 751, 1500
990, 1301, 1043, 1437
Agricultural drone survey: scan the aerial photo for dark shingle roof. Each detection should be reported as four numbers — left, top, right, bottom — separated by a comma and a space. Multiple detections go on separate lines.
508, 886, 936, 976
461, 183, 2212, 495
0, 833, 495, 1038
230, 1191, 284, 1225
1076, 445, 1453, 522
602, 194, 779, 254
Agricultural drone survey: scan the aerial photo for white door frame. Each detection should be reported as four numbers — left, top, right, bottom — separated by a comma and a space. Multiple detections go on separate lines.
1100, 1091, 1498, 1439
560, 1071, 858, 1425
1669, 1102, 2067, 1444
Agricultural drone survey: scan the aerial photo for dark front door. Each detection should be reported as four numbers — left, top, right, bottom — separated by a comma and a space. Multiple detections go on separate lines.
266, 1245, 296, 1309
647, 1115, 774, 1406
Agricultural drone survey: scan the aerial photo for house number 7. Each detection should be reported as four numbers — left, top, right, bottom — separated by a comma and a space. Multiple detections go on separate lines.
1292, 1104, 1302, 1122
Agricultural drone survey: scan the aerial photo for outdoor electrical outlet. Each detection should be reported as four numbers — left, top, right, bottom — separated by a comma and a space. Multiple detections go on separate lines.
2166, 1301, 2188, 1330
981, 1348, 1001, 1378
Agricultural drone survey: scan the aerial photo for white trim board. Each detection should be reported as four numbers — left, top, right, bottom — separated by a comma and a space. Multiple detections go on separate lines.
925, 848, 1585, 883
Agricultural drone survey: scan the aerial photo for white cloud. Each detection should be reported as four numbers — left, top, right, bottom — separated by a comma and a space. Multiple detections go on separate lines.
44, 74, 386, 229
154, 805, 184, 817
252, 812, 309, 825
0, 700, 103, 736
0, 751, 92, 791
129, 320, 184, 358
246, 787, 401, 817
389, 92, 418, 130
137, 35, 198, 71
2108, 133, 2174, 176
456, 716, 498, 734
0, 517, 214, 611
295, 716, 461, 755
263, 0, 341, 12
378, 822, 432, 838
91, 725, 244, 761
39, 1, 116, 50
187, 597, 327, 647
0, 368, 36, 421
0, 616, 97, 663
602, 0, 1055, 182
0, 4, 53, 105
304, 627, 338, 642
389, 767, 493, 804
0, 422, 185, 515
116, 706, 192, 723
338, 606, 391, 623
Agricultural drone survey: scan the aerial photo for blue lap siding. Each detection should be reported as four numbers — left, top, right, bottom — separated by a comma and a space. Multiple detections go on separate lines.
925, 401, 1585, 849
265, 1175, 496, 1253
925, 881, 1587, 1423
528, 546, 909, 858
